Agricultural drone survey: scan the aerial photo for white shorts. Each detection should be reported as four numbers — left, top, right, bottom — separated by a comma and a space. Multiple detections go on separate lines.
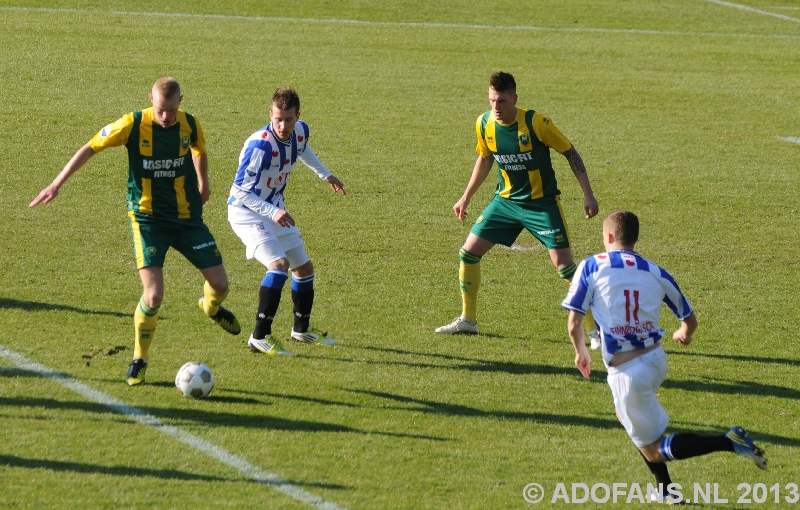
607, 346, 669, 447
228, 206, 308, 268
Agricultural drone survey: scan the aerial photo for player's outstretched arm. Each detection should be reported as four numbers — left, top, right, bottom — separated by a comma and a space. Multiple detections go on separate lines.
563, 146, 599, 219
567, 309, 592, 379
673, 312, 697, 346
29, 144, 96, 207
325, 175, 346, 194
454, 155, 493, 221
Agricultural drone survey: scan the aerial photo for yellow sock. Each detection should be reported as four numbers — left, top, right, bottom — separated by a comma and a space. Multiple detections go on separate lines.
584, 308, 597, 332
563, 276, 597, 333
134, 297, 159, 359
459, 249, 481, 323
202, 281, 229, 316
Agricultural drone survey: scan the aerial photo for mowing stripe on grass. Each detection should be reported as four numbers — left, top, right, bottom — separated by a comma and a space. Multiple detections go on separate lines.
706, 0, 800, 23
2, 6, 799, 39
0, 345, 347, 510
778, 136, 800, 144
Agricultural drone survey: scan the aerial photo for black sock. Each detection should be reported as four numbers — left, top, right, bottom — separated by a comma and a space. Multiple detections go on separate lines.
292, 288, 314, 333
291, 273, 315, 333
661, 433, 734, 461
638, 450, 672, 488
253, 285, 283, 339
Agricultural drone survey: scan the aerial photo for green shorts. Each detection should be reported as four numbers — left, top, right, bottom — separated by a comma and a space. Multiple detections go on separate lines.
470, 195, 571, 250
128, 212, 223, 270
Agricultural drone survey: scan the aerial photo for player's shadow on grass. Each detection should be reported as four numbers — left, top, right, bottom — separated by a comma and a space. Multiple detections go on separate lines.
0, 453, 236, 482
345, 388, 620, 430
662, 377, 800, 401
148, 382, 268, 405
343, 345, 594, 379
225, 388, 364, 408
669, 350, 800, 368
0, 297, 129, 318
145, 405, 450, 442
0, 395, 450, 442
0, 366, 43, 378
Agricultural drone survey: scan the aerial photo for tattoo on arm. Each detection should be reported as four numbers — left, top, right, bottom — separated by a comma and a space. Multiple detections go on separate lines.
565, 147, 586, 174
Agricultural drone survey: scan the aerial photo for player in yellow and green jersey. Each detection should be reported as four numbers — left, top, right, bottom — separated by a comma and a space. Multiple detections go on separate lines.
30, 77, 241, 386
436, 71, 600, 341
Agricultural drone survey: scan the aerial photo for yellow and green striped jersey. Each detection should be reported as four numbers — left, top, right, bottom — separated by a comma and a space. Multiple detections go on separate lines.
89, 108, 206, 221
475, 108, 571, 202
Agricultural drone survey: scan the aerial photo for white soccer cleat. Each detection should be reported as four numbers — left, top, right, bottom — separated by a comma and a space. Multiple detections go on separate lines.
435, 316, 478, 334
247, 335, 294, 356
588, 330, 601, 350
290, 327, 337, 345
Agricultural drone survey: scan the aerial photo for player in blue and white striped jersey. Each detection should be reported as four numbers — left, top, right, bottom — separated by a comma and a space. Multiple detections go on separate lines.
228, 87, 345, 356
562, 211, 766, 503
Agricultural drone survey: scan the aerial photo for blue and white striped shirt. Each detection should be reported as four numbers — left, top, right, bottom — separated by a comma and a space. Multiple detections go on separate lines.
228, 120, 330, 219
562, 250, 693, 367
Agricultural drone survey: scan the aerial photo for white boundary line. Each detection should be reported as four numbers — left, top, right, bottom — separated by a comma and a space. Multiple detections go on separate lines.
0, 345, 347, 510
778, 136, 800, 144
706, 0, 800, 23
1, 5, 799, 39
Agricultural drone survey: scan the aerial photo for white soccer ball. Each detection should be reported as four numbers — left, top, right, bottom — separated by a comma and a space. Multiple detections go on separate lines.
175, 362, 214, 399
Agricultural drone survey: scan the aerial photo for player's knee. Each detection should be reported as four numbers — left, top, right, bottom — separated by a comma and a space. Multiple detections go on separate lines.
269, 258, 290, 272
143, 290, 164, 308
292, 260, 314, 277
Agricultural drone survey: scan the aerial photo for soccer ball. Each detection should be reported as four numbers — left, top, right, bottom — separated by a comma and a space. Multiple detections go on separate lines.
175, 362, 214, 399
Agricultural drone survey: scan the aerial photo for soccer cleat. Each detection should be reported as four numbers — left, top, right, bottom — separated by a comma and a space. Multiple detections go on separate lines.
648, 492, 686, 505
727, 426, 767, 470
588, 330, 601, 350
291, 327, 337, 345
435, 316, 478, 334
126, 358, 148, 386
198, 298, 241, 335
247, 335, 294, 356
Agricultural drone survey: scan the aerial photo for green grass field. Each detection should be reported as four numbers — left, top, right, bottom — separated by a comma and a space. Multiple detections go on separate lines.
1, 0, 799, 508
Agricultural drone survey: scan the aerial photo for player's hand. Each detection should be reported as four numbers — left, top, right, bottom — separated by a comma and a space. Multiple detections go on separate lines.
29, 184, 60, 207
272, 209, 296, 228
673, 329, 692, 346
326, 176, 346, 195
584, 195, 599, 219
574, 349, 591, 379
453, 197, 469, 221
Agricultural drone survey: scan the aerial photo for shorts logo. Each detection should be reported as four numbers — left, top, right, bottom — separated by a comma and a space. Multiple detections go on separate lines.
519, 133, 531, 146
146, 247, 157, 257
556, 234, 565, 243
537, 229, 561, 235
476, 215, 484, 224
181, 136, 190, 150
101, 125, 111, 137
193, 241, 216, 250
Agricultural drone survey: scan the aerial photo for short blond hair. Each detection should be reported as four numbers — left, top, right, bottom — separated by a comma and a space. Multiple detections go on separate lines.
152, 77, 181, 99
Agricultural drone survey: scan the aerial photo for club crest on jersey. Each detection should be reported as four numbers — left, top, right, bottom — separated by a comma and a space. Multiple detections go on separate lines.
519, 133, 531, 147
181, 136, 190, 150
